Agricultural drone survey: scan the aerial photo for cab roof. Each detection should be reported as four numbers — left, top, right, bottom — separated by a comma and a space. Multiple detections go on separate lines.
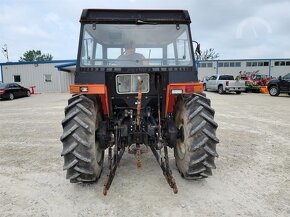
80, 9, 191, 24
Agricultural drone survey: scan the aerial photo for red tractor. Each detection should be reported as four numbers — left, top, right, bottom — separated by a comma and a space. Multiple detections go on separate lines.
60, 9, 219, 195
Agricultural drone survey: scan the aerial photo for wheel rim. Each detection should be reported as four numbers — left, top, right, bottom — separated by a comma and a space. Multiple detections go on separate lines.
27, 91, 31, 96
270, 87, 277, 95
203, 85, 206, 91
9, 93, 14, 100
218, 87, 223, 93
176, 124, 186, 160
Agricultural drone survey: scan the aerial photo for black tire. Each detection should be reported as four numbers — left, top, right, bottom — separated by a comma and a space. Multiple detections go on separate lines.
9, 93, 14, 100
269, 86, 279, 96
60, 94, 104, 183
203, 84, 207, 91
236, 91, 241, 94
218, 85, 224, 94
27, 90, 31, 97
288, 93, 290, 96
174, 93, 219, 179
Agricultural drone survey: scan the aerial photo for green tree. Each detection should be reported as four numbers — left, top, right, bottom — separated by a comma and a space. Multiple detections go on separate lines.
200, 48, 220, 60
19, 50, 53, 62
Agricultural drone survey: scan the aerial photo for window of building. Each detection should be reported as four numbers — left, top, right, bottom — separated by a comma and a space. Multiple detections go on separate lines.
235, 62, 241, 67
44, 74, 52, 82
218, 62, 223, 67
207, 63, 213, 68
14, 75, 21, 82
264, 62, 269, 66
280, 61, 285, 66
252, 62, 257, 67
200, 63, 207, 68
246, 62, 251, 67
286, 61, 290, 66
274, 61, 279, 66
224, 62, 229, 67
258, 62, 263, 66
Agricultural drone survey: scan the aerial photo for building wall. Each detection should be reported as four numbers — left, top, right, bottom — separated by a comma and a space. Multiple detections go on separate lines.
197, 58, 290, 80
1, 61, 74, 93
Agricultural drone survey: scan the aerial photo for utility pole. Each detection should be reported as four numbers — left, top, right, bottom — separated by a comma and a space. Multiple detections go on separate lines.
2, 44, 9, 62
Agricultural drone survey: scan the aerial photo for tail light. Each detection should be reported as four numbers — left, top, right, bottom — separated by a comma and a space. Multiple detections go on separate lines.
226, 81, 229, 86
0, 90, 6, 94
185, 86, 194, 93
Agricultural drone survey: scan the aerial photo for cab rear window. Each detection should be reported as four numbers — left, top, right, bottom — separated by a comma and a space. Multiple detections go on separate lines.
219, 75, 234, 80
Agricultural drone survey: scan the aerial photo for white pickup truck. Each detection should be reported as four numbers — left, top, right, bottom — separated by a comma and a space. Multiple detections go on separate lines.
203, 74, 246, 94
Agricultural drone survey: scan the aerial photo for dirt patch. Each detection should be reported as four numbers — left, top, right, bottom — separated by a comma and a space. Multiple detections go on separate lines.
0, 92, 289, 216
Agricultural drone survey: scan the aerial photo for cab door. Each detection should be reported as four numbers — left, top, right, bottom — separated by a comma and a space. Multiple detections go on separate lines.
8, 84, 20, 97
207, 75, 217, 90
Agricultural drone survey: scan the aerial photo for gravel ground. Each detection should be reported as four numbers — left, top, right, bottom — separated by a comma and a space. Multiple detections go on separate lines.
0, 92, 289, 217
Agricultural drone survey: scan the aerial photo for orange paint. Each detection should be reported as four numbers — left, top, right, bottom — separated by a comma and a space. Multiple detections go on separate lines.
260, 86, 269, 94
69, 84, 109, 115
165, 82, 203, 116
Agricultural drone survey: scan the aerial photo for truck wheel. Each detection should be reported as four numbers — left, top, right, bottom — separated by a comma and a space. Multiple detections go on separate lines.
218, 85, 224, 94
174, 94, 219, 179
235, 91, 241, 94
61, 94, 104, 183
203, 84, 207, 91
269, 86, 279, 96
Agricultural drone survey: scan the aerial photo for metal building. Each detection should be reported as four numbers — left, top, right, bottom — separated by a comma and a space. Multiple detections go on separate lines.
197, 58, 290, 80
0, 60, 75, 93
1, 58, 289, 92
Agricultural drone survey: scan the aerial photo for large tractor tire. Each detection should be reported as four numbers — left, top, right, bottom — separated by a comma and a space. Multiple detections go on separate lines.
174, 93, 219, 179
60, 94, 104, 183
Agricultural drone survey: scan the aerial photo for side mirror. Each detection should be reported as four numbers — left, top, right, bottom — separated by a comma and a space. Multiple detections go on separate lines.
278, 76, 282, 80
195, 43, 201, 56
192, 40, 201, 56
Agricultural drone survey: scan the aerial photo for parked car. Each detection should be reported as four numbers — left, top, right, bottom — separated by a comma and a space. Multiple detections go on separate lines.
0, 83, 31, 100
267, 73, 290, 96
203, 74, 246, 94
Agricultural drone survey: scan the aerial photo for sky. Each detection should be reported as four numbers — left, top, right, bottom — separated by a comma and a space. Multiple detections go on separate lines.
1, 0, 290, 63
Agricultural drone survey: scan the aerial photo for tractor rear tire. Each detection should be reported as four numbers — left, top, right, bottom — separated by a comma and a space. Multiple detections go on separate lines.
61, 94, 104, 183
174, 93, 219, 179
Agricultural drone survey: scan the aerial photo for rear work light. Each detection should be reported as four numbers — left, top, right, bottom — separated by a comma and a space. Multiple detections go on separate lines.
80, 86, 88, 92
171, 89, 183, 94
